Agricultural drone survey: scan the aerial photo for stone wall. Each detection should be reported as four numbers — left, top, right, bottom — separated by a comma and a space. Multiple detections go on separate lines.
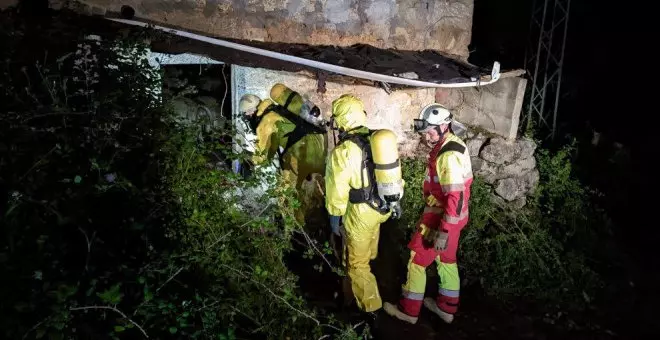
466, 131, 538, 207
436, 75, 527, 140
232, 65, 434, 156
233, 65, 538, 206
70, 0, 474, 58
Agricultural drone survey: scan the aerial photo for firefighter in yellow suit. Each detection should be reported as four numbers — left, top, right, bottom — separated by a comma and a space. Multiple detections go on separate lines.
238, 94, 327, 224
325, 94, 392, 312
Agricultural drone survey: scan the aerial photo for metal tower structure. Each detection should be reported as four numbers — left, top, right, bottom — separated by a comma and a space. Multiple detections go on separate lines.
524, 0, 571, 139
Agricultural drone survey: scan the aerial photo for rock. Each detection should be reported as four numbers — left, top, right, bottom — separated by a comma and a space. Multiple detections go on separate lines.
480, 138, 518, 164
470, 157, 484, 171
466, 133, 487, 157
494, 178, 525, 201
474, 160, 500, 184
517, 138, 537, 160
501, 157, 536, 177
476, 156, 536, 184
510, 196, 527, 209
480, 137, 537, 165
494, 169, 539, 201
524, 169, 540, 194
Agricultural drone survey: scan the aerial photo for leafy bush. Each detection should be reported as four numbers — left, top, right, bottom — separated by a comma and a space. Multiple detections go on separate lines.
0, 14, 361, 339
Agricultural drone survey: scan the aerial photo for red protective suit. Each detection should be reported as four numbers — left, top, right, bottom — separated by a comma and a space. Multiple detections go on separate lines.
399, 132, 473, 317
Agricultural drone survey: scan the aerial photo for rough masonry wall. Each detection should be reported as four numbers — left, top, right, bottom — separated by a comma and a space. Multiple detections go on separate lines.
232, 65, 434, 156
466, 132, 538, 207
436, 76, 527, 140
72, 0, 474, 58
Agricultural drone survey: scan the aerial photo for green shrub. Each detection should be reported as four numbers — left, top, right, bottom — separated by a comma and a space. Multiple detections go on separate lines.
0, 18, 360, 339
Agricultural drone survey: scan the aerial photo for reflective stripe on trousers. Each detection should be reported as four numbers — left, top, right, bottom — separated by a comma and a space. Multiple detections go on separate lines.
399, 253, 462, 317
440, 288, 460, 298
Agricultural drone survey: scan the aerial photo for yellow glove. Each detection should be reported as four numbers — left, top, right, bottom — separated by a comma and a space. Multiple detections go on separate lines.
426, 195, 440, 207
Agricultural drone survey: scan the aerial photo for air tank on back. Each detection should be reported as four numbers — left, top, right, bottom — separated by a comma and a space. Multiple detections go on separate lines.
270, 83, 327, 129
370, 129, 403, 216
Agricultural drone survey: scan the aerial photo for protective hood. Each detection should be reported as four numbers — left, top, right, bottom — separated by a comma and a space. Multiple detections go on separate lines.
331, 95, 366, 131
256, 99, 274, 117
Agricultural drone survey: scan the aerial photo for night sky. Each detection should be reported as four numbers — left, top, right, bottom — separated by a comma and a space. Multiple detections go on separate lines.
471, 0, 654, 262
470, 0, 643, 146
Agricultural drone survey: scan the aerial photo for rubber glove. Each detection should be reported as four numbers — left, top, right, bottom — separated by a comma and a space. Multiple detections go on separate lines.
329, 215, 342, 236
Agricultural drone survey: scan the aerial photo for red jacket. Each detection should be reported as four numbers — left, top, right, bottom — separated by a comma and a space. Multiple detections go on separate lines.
422, 133, 473, 231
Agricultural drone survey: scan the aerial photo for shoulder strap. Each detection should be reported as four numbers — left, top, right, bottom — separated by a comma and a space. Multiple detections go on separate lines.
266, 105, 326, 135
338, 132, 370, 151
338, 132, 371, 187
283, 91, 298, 110
265, 104, 326, 160
341, 132, 388, 214
438, 141, 466, 155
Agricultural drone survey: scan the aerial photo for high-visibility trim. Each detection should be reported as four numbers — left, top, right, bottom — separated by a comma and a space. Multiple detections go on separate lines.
440, 183, 465, 192
439, 288, 460, 298
442, 210, 469, 224
402, 289, 424, 301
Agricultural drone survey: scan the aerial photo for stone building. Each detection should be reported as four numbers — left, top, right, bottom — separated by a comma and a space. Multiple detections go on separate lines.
4, 0, 537, 204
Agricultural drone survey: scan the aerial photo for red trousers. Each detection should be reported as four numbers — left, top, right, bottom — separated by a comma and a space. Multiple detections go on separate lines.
399, 211, 467, 316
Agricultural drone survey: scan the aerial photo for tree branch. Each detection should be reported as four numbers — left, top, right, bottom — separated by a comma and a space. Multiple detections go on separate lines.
69, 305, 148, 338
219, 264, 320, 325
156, 267, 184, 293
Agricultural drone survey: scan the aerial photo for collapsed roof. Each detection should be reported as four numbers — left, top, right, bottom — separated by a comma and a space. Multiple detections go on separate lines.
107, 16, 500, 89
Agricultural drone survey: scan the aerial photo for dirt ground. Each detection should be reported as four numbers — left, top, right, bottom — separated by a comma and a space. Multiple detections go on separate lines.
288, 216, 658, 339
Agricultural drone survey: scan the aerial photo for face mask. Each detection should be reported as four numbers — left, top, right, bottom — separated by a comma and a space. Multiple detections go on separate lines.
239, 111, 259, 132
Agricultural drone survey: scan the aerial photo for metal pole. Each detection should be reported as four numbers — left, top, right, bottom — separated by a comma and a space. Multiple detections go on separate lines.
527, 0, 550, 128
551, 0, 571, 140
540, 0, 559, 132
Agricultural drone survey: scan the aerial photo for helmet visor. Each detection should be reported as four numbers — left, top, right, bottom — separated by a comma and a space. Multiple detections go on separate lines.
413, 119, 437, 133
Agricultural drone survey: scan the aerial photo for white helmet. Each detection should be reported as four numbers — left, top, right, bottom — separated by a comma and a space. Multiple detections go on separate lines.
238, 94, 261, 115
413, 103, 453, 132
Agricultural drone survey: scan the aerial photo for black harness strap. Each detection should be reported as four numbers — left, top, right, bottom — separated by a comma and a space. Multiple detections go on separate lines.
337, 130, 389, 215
283, 91, 297, 110
263, 104, 326, 163
375, 159, 400, 170
438, 141, 466, 155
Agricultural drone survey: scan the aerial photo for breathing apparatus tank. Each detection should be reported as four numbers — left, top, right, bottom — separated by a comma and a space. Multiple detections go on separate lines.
370, 129, 403, 217
270, 83, 328, 129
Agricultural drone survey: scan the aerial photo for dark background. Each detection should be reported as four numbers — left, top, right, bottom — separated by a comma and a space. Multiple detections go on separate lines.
471, 0, 656, 331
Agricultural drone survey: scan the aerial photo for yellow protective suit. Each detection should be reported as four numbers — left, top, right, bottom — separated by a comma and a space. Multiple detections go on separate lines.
325, 95, 391, 312
253, 99, 328, 224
